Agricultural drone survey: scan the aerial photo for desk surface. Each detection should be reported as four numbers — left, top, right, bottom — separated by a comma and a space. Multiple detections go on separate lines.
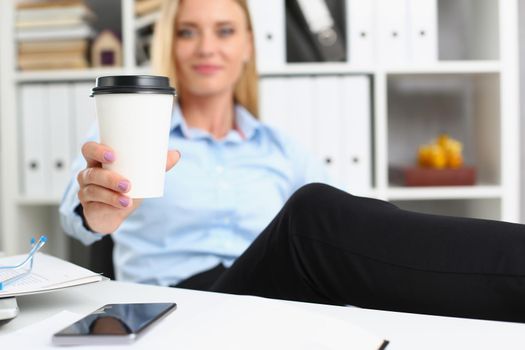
1, 280, 524, 349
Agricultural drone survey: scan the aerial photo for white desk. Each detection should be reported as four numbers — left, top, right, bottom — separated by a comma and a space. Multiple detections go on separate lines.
1, 280, 524, 349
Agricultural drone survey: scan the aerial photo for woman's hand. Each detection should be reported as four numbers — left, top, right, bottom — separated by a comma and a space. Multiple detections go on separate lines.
77, 142, 181, 234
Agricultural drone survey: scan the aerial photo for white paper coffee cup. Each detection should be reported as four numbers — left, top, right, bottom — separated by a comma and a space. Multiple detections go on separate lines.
92, 75, 176, 198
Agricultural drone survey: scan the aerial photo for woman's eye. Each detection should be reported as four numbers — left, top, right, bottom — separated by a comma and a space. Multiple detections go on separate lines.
217, 27, 235, 38
177, 28, 195, 39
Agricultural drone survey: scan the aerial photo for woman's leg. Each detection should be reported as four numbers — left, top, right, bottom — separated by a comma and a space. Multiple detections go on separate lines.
211, 183, 525, 322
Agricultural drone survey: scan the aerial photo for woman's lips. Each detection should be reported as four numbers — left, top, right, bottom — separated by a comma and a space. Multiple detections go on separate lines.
193, 64, 222, 74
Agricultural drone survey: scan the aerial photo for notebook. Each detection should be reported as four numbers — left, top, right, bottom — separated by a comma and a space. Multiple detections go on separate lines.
0, 253, 103, 298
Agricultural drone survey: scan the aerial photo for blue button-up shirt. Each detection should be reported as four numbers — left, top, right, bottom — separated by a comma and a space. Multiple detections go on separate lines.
60, 104, 328, 286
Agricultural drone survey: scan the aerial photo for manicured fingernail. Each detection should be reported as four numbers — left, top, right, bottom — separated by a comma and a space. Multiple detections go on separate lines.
119, 197, 129, 207
104, 152, 115, 162
118, 180, 129, 192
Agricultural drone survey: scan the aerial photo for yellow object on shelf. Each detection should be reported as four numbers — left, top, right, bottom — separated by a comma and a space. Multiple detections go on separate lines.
417, 134, 464, 169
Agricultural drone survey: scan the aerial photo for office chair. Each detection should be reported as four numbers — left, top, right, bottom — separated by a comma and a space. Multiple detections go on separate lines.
89, 234, 115, 280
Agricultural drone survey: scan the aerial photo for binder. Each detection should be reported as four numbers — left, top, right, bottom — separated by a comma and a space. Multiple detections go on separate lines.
408, 0, 438, 62
259, 77, 290, 132
283, 76, 315, 152
340, 76, 372, 195
47, 83, 72, 198
72, 82, 96, 158
260, 76, 315, 154
247, 0, 286, 73
346, 0, 376, 65
312, 76, 344, 188
19, 84, 48, 197
376, 0, 409, 65
260, 75, 372, 192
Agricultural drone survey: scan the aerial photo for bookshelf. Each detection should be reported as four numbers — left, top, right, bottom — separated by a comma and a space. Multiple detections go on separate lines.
0, 0, 520, 260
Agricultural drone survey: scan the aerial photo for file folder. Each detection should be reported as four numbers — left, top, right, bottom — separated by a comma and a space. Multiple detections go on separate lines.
47, 83, 72, 199
72, 82, 96, 158
313, 76, 344, 187
284, 76, 315, 151
260, 76, 316, 153
341, 76, 372, 195
347, 0, 376, 64
408, 0, 438, 62
260, 75, 373, 192
19, 84, 48, 197
376, 0, 409, 65
259, 77, 289, 132
248, 0, 286, 73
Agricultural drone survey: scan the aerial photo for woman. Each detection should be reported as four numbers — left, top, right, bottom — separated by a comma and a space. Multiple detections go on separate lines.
60, 0, 525, 322
61, 0, 326, 288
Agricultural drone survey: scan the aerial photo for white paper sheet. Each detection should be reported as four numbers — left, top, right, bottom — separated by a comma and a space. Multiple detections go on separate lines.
0, 253, 102, 298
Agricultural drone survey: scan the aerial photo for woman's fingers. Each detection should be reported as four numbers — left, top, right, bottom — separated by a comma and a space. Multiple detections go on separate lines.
81, 142, 116, 168
79, 144, 179, 213
82, 142, 180, 173
166, 150, 181, 171
77, 166, 131, 194
81, 201, 132, 234
77, 142, 156, 234
78, 184, 133, 209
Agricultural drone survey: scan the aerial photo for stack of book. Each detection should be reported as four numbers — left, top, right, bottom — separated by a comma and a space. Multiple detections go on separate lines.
135, 0, 162, 18
16, 0, 95, 71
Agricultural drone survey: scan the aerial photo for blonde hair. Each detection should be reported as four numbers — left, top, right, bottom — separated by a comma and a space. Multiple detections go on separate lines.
151, 0, 259, 118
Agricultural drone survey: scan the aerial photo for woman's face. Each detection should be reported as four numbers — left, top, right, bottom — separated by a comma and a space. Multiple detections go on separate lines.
174, 0, 253, 98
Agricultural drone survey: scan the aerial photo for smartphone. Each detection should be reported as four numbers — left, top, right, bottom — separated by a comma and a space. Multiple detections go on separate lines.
52, 302, 177, 345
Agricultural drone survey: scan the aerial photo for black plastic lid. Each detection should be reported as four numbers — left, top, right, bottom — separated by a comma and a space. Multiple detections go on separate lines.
91, 75, 176, 96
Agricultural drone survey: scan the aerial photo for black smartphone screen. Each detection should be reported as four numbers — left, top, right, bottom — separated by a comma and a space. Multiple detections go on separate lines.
55, 303, 177, 337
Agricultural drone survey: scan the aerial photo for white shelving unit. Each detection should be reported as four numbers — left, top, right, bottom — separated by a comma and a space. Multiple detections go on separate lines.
0, 0, 135, 258
0, 0, 520, 258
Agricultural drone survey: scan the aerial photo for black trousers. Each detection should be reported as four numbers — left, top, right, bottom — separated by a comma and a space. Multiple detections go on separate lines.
175, 183, 525, 322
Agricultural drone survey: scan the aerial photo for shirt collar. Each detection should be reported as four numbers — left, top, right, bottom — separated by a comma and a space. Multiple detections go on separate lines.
170, 103, 262, 143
